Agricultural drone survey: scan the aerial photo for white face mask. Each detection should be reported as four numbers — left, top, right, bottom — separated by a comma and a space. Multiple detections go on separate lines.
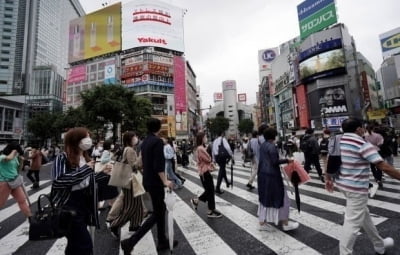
79, 137, 92, 151
133, 137, 138, 146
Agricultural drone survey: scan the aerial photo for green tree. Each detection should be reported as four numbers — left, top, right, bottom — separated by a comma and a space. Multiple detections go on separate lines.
238, 119, 254, 136
122, 96, 152, 137
206, 116, 229, 139
27, 112, 61, 145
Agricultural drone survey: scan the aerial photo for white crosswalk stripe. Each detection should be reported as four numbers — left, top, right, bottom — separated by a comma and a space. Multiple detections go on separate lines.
1, 158, 400, 254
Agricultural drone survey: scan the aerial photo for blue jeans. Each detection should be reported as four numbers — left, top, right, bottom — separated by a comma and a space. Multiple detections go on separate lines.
165, 159, 182, 187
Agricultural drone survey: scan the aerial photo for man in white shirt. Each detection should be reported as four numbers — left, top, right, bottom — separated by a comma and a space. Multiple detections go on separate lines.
212, 131, 233, 194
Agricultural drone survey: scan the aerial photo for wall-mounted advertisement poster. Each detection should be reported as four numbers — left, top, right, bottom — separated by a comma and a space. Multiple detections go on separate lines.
68, 3, 122, 63
174, 56, 187, 132
67, 65, 87, 84
122, 0, 184, 52
104, 64, 116, 84
319, 85, 348, 114
299, 48, 346, 82
379, 27, 400, 58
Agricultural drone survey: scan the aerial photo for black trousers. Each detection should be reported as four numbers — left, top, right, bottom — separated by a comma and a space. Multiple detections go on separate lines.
216, 158, 229, 191
65, 190, 93, 255
26, 170, 39, 183
124, 185, 167, 246
370, 163, 382, 182
304, 153, 323, 176
199, 171, 215, 210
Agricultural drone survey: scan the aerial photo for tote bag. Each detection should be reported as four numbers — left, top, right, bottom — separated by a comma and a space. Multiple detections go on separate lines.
108, 148, 132, 189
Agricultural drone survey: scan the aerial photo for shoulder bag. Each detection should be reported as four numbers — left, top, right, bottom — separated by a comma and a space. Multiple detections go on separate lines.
108, 148, 132, 189
29, 194, 76, 241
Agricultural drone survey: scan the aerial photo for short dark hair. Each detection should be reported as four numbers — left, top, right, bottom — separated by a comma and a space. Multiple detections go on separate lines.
305, 128, 314, 134
263, 128, 278, 140
252, 130, 258, 138
103, 139, 112, 150
342, 118, 363, 133
196, 131, 206, 147
258, 123, 268, 135
2, 142, 23, 155
146, 118, 161, 133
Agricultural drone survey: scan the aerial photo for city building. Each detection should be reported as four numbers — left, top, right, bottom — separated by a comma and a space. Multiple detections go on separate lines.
0, 0, 84, 144
207, 80, 253, 139
66, 0, 198, 140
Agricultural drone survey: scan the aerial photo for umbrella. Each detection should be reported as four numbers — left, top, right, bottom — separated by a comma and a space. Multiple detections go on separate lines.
291, 171, 301, 212
230, 160, 233, 189
164, 189, 177, 253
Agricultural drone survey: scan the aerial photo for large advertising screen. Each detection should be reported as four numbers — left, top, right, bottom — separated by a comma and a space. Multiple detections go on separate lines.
319, 85, 348, 114
68, 3, 122, 63
174, 56, 187, 132
299, 48, 346, 83
297, 0, 337, 40
379, 27, 400, 58
122, 0, 184, 52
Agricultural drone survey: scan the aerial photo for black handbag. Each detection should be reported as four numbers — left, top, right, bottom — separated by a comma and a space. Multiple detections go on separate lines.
29, 194, 75, 241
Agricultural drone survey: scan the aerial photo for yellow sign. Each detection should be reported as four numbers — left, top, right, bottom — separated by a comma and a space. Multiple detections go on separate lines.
367, 109, 388, 120
167, 116, 176, 138
84, 3, 122, 59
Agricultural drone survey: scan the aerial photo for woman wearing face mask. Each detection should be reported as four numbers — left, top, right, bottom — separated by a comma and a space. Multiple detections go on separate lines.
190, 132, 222, 218
51, 127, 98, 255
107, 131, 144, 238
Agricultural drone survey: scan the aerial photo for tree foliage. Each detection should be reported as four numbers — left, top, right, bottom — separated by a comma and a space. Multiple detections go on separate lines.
238, 119, 254, 136
206, 116, 230, 139
27, 112, 62, 146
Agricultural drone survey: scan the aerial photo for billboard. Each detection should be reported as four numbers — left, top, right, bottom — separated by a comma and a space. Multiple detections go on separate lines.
174, 56, 187, 132
297, 0, 337, 40
68, 3, 122, 63
319, 85, 348, 114
299, 48, 346, 82
67, 65, 87, 84
379, 27, 400, 58
122, 0, 184, 52
104, 64, 116, 84
296, 84, 310, 128
238, 93, 247, 102
258, 48, 279, 70
214, 92, 223, 102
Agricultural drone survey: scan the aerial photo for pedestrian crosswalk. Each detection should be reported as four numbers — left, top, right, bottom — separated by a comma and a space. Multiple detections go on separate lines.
1, 160, 400, 255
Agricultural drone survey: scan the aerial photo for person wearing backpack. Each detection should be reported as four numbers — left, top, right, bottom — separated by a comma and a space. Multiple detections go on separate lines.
319, 129, 331, 172
212, 131, 233, 194
302, 128, 324, 183
332, 118, 400, 255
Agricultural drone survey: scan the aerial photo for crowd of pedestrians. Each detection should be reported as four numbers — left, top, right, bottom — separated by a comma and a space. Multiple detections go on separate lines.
2, 117, 400, 254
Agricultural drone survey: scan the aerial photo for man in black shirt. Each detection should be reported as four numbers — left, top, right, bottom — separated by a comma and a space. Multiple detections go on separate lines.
121, 118, 175, 254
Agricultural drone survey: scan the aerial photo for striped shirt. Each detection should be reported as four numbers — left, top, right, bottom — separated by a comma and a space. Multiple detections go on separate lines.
335, 133, 383, 194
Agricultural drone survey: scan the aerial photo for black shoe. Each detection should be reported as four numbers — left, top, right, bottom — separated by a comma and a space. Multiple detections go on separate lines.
377, 181, 383, 189
157, 239, 178, 251
319, 175, 325, 183
181, 179, 186, 185
226, 182, 231, 188
121, 239, 133, 255
110, 226, 120, 239
32, 182, 39, 189
207, 210, 223, 218
190, 198, 198, 210
215, 190, 224, 195
246, 183, 255, 190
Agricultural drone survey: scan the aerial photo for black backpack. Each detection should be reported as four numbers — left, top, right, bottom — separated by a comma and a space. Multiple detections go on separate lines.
217, 138, 230, 161
245, 144, 254, 159
300, 136, 311, 152
319, 138, 329, 153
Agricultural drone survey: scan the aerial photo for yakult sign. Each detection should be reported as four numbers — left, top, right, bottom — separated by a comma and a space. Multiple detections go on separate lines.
122, 0, 184, 52
297, 0, 337, 40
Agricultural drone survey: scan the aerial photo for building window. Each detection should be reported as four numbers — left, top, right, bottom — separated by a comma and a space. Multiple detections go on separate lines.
5, 0, 13, 4
0, 80, 7, 84
4, 14, 12, 18
4, 7, 13, 11
4, 108, 13, 132
1, 58, 9, 62
0, 66, 9, 69
2, 43, 11, 47
1, 50, 10, 54
3, 21, 12, 25
3, 28, 12, 33
2, 36, 11, 40
15, 111, 20, 118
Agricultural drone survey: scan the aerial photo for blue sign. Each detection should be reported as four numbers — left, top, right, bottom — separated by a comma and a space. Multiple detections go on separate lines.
127, 81, 174, 88
299, 38, 342, 61
262, 50, 276, 62
297, 0, 335, 21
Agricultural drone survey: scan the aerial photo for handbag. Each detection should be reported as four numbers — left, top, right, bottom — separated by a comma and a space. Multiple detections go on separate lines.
7, 175, 24, 189
29, 194, 75, 241
131, 171, 145, 197
108, 148, 132, 189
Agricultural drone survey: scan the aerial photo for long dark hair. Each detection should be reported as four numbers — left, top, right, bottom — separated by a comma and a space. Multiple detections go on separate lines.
2, 142, 23, 155
64, 127, 91, 168
196, 132, 206, 147
123, 131, 136, 147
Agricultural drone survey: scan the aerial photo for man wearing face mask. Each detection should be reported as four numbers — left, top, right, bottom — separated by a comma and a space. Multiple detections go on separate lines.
333, 118, 400, 255
121, 118, 174, 254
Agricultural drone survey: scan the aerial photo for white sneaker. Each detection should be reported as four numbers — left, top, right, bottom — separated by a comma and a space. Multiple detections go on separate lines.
375, 237, 394, 254
369, 183, 379, 198
282, 221, 299, 231
258, 224, 272, 231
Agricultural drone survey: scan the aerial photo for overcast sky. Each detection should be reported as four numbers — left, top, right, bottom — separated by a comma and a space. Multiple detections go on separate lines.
80, 0, 400, 109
